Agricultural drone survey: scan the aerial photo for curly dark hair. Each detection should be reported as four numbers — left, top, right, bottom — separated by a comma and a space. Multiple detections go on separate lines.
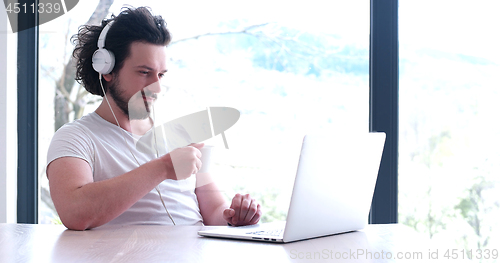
72, 6, 171, 96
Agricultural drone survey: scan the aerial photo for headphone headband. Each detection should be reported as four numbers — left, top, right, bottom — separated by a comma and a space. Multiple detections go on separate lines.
97, 21, 114, 49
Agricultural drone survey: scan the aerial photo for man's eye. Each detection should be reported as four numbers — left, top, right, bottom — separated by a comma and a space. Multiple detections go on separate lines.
159, 73, 165, 78
140, 71, 149, 75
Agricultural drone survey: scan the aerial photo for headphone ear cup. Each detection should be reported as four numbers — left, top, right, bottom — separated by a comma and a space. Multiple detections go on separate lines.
92, 48, 115, 74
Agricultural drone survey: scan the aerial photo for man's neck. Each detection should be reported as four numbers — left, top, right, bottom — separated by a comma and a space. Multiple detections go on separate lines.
96, 100, 150, 134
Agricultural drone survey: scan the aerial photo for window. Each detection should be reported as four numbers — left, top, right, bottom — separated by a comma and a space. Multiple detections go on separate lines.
38, 1, 370, 224
38, 1, 103, 224
399, 0, 500, 251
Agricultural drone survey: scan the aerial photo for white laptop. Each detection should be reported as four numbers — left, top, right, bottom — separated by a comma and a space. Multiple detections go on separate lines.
198, 132, 386, 243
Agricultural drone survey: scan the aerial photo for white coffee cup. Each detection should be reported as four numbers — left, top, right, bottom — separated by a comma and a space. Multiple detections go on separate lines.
198, 145, 214, 174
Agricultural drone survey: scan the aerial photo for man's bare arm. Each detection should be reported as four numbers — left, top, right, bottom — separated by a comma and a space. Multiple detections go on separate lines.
196, 173, 262, 226
48, 144, 203, 230
195, 172, 229, 226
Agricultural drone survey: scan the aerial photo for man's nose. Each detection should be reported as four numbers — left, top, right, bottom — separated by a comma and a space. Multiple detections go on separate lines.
144, 80, 161, 94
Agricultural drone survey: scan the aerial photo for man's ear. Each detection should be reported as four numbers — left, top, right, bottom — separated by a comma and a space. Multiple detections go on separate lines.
102, 73, 113, 82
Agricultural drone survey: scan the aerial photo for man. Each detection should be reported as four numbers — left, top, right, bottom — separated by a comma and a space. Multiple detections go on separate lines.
46, 6, 262, 230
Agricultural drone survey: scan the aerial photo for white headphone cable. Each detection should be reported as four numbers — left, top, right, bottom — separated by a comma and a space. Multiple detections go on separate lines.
149, 100, 176, 225
99, 74, 176, 225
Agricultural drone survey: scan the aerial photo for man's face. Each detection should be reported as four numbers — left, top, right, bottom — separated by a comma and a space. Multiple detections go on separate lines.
106, 42, 167, 120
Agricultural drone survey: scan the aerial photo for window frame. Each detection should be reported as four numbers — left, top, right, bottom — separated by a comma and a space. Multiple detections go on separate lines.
17, 0, 39, 224
369, 0, 399, 224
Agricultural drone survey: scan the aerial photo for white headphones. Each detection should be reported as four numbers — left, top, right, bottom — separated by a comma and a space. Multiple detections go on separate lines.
92, 21, 115, 75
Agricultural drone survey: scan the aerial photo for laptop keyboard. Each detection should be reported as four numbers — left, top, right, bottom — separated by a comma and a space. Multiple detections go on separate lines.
247, 228, 284, 237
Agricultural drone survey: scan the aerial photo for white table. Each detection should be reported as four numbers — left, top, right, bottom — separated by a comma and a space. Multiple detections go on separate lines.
0, 223, 469, 262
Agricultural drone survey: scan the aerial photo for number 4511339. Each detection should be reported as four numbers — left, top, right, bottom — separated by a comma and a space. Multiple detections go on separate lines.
5, 3, 62, 14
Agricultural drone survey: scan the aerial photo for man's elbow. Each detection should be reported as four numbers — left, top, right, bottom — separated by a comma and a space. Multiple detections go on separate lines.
59, 213, 94, 231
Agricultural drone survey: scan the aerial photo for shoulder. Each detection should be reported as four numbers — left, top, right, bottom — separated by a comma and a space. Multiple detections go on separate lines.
51, 118, 92, 147
53, 112, 105, 140
47, 113, 102, 167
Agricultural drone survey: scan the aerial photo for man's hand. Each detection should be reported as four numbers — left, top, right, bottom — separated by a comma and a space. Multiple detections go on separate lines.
164, 143, 204, 180
223, 193, 262, 226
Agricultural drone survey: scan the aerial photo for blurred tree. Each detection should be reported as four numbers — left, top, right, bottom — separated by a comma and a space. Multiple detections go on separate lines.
52, 14, 367, 131
54, 0, 115, 131
455, 176, 498, 250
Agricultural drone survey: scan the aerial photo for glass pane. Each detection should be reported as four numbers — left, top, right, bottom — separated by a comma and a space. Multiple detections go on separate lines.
39, 0, 369, 224
399, 0, 500, 254
38, 0, 105, 224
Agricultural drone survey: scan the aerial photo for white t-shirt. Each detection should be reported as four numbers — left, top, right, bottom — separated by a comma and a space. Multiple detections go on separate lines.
46, 112, 203, 226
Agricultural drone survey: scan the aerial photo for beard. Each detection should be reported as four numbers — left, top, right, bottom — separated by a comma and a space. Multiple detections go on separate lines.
107, 77, 154, 120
